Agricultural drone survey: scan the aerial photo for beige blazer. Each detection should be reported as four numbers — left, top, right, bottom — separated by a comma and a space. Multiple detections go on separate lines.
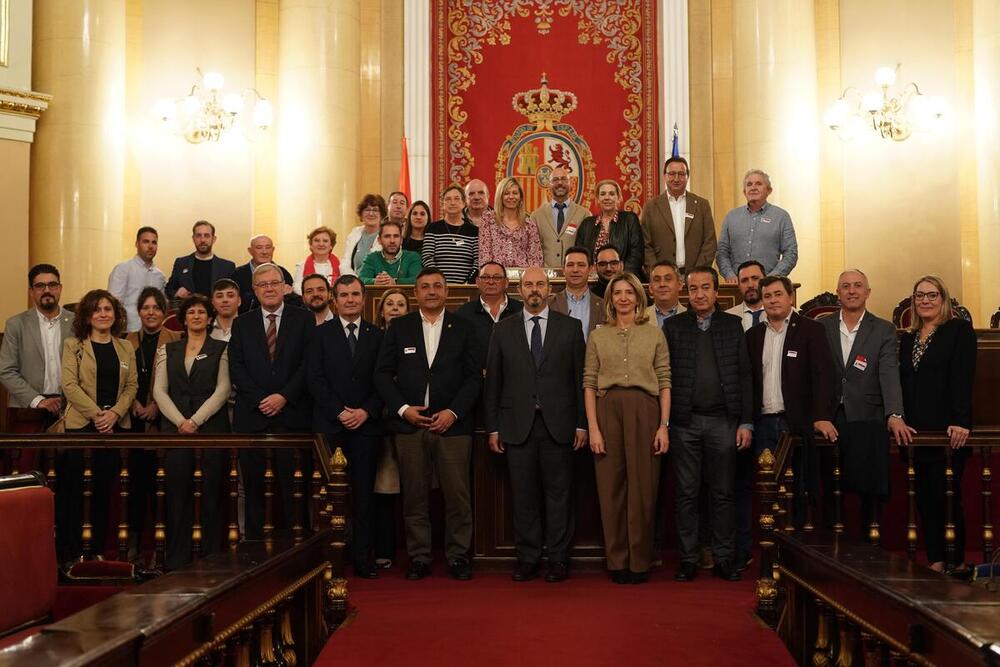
640, 190, 716, 273
531, 200, 591, 268
549, 289, 606, 336
61, 337, 138, 430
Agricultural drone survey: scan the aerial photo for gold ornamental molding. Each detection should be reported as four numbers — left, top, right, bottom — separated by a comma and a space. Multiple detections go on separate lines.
0, 86, 52, 119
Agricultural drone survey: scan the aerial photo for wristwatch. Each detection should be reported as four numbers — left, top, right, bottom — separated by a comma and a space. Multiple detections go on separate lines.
659, 420, 670, 427
888, 413, 903, 420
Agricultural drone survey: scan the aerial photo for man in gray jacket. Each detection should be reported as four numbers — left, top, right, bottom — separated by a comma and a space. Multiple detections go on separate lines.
821, 269, 915, 538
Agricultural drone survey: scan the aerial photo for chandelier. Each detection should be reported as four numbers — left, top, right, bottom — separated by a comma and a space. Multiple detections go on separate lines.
823, 64, 945, 142
154, 69, 273, 143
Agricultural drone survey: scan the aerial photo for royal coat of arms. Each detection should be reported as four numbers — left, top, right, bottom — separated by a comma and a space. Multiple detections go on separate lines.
495, 74, 597, 212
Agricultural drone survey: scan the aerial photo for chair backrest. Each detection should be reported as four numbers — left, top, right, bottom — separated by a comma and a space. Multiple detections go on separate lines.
0, 472, 56, 638
162, 312, 183, 332
799, 291, 840, 320
892, 297, 973, 329
991, 308, 1000, 329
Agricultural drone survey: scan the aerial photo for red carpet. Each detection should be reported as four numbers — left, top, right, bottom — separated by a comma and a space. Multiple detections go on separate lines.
317, 563, 794, 667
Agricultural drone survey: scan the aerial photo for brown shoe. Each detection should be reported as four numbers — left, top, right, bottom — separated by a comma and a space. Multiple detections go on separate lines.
699, 546, 715, 570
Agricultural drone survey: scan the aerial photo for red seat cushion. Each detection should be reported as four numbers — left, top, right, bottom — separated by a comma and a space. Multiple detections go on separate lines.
0, 486, 56, 635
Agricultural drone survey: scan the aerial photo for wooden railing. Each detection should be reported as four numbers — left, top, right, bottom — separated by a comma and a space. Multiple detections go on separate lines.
0, 433, 352, 666
754, 430, 1000, 666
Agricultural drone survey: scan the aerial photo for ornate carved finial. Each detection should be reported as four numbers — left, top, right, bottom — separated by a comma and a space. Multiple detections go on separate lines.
331, 447, 347, 472
758, 448, 776, 472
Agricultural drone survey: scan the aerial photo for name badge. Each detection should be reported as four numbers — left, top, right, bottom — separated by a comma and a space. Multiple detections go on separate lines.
786, 350, 798, 358
120, 361, 130, 369
195, 353, 208, 361
404, 347, 417, 355
685, 212, 694, 219
564, 225, 578, 236
454, 239, 465, 246
853, 355, 868, 371
761, 217, 772, 224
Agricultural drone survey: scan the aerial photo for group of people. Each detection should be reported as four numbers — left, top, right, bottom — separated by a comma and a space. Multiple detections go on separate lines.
0, 156, 977, 584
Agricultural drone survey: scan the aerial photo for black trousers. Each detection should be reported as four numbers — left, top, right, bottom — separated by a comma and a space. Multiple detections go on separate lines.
239, 447, 297, 541
127, 448, 157, 537
164, 448, 226, 569
372, 493, 397, 561
671, 415, 737, 564
914, 446, 970, 565
58, 425, 121, 560
504, 413, 575, 564
334, 431, 380, 569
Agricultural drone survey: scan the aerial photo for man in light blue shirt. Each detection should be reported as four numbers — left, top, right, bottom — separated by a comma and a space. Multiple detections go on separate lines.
549, 246, 605, 340
108, 226, 167, 332
716, 170, 798, 280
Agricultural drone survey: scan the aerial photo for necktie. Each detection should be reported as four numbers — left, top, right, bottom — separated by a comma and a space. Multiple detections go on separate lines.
530, 316, 543, 368
266, 313, 277, 361
555, 202, 567, 233
346, 322, 358, 356
751, 309, 763, 327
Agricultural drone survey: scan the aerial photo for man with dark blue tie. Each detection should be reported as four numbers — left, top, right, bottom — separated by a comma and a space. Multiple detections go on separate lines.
485, 267, 586, 582
308, 275, 384, 577
725, 260, 766, 332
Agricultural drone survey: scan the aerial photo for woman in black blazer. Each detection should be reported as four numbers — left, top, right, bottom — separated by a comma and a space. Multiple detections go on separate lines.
152, 294, 231, 569
898, 275, 976, 573
577, 179, 644, 277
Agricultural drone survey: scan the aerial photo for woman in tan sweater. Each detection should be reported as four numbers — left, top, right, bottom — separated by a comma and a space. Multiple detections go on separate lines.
583, 272, 671, 584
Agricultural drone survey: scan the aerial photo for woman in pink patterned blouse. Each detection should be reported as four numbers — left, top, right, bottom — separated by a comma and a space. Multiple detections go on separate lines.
477, 177, 543, 268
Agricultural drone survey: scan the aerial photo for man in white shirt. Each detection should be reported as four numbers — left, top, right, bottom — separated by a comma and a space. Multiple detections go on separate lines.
646, 260, 687, 328
725, 260, 766, 332
301, 274, 335, 325
108, 227, 167, 332
641, 157, 717, 274
210, 279, 241, 342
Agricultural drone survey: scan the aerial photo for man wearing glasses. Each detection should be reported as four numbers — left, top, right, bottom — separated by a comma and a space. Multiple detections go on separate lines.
641, 157, 717, 276
455, 262, 523, 370
0, 264, 74, 420
591, 245, 623, 299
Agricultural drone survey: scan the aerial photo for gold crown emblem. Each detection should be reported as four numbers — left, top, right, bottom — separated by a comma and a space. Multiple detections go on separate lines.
511, 74, 578, 129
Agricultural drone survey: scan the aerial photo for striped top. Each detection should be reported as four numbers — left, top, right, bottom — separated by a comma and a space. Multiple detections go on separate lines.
421, 219, 480, 284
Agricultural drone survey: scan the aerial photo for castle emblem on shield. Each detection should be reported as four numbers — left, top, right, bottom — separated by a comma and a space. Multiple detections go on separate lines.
495, 74, 597, 212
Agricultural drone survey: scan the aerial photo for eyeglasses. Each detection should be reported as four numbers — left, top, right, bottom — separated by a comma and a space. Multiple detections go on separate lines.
595, 260, 621, 268
479, 275, 505, 282
254, 280, 284, 290
914, 291, 941, 302
363, 206, 382, 214
32, 282, 61, 291
665, 171, 688, 178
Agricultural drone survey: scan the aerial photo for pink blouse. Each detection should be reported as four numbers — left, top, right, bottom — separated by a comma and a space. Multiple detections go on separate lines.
477, 211, 544, 269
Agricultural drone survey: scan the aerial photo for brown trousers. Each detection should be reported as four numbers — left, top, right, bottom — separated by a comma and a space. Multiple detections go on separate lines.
594, 387, 661, 572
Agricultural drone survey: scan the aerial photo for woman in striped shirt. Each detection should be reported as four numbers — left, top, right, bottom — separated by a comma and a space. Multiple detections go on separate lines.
421, 184, 480, 283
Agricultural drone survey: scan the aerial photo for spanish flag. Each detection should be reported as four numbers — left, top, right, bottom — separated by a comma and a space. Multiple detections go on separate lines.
399, 137, 412, 202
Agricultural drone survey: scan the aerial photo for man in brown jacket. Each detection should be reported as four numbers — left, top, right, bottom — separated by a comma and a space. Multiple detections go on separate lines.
641, 157, 716, 275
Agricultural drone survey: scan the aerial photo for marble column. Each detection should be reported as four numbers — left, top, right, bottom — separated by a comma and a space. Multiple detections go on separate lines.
403, 0, 430, 204
31, 0, 126, 302
973, 0, 1000, 319
731, 0, 821, 299
275, 0, 361, 263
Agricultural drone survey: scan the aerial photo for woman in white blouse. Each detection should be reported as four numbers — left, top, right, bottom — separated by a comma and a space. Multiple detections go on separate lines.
152, 294, 231, 569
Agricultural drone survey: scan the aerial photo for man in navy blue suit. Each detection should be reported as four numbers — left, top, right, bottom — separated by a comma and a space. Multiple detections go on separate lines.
308, 275, 384, 577
165, 220, 237, 299
228, 262, 312, 539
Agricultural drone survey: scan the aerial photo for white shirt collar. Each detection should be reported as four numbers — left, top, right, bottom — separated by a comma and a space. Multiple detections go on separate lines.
36, 308, 61, 325
262, 303, 285, 319
667, 191, 686, 203
839, 309, 866, 332
419, 309, 444, 326
523, 306, 549, 323
339, 315, 360, 331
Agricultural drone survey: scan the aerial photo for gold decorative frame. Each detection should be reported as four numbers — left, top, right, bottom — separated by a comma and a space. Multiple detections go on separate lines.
0, 0, 8, 68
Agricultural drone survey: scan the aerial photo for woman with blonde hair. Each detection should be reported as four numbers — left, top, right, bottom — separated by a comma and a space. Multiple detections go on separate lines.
899, 274, 976, 574
583, 272, 671, 584
577, 179, 644, 277
477, 177, 543, 268
293, 226, 341, 294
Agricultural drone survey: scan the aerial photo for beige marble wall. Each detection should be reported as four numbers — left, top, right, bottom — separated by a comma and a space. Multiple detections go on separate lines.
0, 139, 31, 320
814, 0, 845, 294
380, 0, 405, 197
687, 0, 714, 210
255, 0, 279, 243
973, 0, 1000, 321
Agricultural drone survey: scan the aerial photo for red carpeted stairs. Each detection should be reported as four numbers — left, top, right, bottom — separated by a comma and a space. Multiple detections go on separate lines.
317, 562, 794, 667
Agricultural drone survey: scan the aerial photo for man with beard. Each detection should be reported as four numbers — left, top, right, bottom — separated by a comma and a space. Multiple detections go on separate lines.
386, 191, 410, 226
463, 179, 491, 227
302, 274, 335, 325
232, 235, 294, 313
309, 275, 384, 577
591, 245, 623, 299
166, 220, 237, 299
108, 226, 167, 332
359, 220, 421, 286
645, 260, 686, 328
485, 267, 586, 582
726, 260, 766, 332
532, 167, 590, 268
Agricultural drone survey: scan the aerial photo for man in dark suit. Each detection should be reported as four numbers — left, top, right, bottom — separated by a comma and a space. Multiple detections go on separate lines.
308, 275, 384, 577
738, 275, 837, 554
485, 267, 586, 583
165, 220, 237, 299
641, 157, 717, 275
549, 246, 605, 341
228, 262, 313, 539
820, 269, 913, 537
663, 266, 753, 583
375, 268, 482, 581
232, 234, 294, 313
455, 261, 523, 369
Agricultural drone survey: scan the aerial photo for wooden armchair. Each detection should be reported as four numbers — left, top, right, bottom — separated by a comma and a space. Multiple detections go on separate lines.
892, 296, 973, 329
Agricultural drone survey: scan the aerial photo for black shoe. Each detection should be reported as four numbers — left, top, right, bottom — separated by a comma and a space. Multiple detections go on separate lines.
512, 561, 540, 582
355, 562, 379, 579
610, 569, 632, 584
448, 558, 473, 581
713, 561, 742, 581
405, 560, 431, 580
735, 550, 753, 572
629, 570, 649, 584
544, 561, 568, 583
674, 562, 698, 582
